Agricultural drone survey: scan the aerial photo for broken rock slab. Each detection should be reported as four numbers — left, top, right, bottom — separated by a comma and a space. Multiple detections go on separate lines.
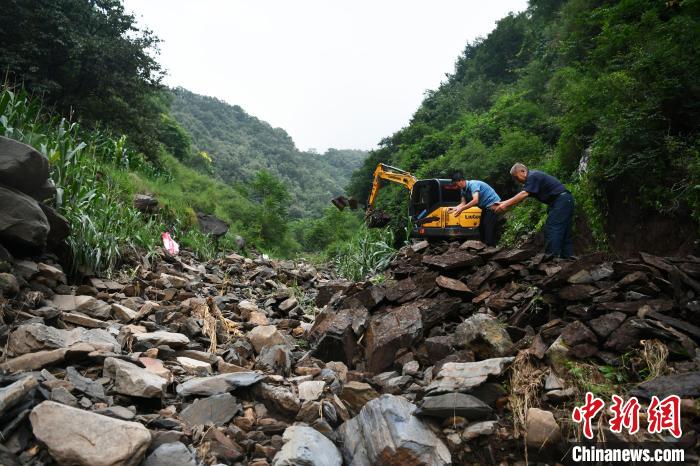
630, 371, 700, 399
30, 401, 151, 466
104, 357, 167, 398
130, 330, 190, 349
425, 357, 514, 395
363, 302, 423, 373
176, 372, 263, 397
8, 323, 120, 356
338, 394, 451, 466
272, 425, 342, 466
51, 295, 111, 319
0, 375, 38, 416
180, 393, 240, 427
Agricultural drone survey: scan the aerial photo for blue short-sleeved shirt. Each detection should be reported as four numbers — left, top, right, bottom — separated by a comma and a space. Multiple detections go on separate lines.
461, 180, 501, 209
523, 170, 566, 204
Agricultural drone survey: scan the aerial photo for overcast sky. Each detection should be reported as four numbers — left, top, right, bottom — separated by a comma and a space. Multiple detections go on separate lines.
123, 0, 528, 152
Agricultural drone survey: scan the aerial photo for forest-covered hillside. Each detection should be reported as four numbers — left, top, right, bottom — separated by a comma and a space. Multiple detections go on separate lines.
170, 89, 367, 218
349, 0, 700, 255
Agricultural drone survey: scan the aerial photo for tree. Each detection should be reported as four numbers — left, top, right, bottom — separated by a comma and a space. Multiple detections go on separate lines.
0, 0, 165, 157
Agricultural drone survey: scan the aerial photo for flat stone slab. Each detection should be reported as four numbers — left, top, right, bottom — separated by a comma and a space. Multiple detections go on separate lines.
180, 393, 240, 427
630, 371, 700, 399
425, 357, 514, 395
131, 331, 190, 348
416, 392, 492, 420
176, 372, 263, 397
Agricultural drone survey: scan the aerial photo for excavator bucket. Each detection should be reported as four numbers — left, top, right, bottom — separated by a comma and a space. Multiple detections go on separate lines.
331, 195, 349, 210
348, 197, 358, 210
365, 209, 392, 228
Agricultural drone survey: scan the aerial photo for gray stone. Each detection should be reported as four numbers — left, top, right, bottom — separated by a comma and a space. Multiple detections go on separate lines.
526, 408, 561, 449
30, 401, 151, 466
298, 380, 325, 402
338, 394, 451, 465
255, 344, 292, 376
196, 212, 229, 238
176, 372, 263, 397
0, 136, 49, 193
273, 425, 342, 466
255, 383, 301, 417
0, 272, 19, 296
51, 295, 111, 319
425, 357, 514, 395
630, 371, 700, 399
0, 184, 49, 251
462, 420, 497, 440
66, 366, 107, 401
103, 357, 167, 398
94, 406, 136, 421
0, 375, 38, 416
417, 393, 492, 420
453, 313, 512, 358
248, 325, 286, 354
176, 356, 212, 376
180, 393, 240, 427
143, 442, 196, 466
589, 312, 626, 338
8, 323, 120, 356
40, 203, 70, 245
51, 386, 78, 407
131, 331, 190, 348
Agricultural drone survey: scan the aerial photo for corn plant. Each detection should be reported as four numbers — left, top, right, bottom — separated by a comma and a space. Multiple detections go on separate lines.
331, 227, 396, 281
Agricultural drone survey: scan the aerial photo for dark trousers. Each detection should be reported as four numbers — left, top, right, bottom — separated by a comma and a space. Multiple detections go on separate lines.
480, 207, 499, 246
544, 191, 574, 258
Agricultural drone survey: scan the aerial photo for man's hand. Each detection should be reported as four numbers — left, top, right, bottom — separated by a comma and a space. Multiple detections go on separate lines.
492, 202, 507, 213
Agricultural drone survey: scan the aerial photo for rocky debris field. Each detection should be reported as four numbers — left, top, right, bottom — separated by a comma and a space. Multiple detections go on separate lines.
0, 234, 700, 465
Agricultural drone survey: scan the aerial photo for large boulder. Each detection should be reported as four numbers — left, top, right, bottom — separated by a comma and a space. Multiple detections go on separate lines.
0, 184, 49, 251
30, 401, 151, 466
40, 203, 70, 245
0, 136, 49, 193
338, 394, 451, 465
309, 305, 368, 364
196, 211, 229, 238
364, 303, 423, 373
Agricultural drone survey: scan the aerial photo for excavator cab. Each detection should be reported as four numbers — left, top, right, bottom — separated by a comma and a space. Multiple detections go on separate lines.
409, 179, 481, 239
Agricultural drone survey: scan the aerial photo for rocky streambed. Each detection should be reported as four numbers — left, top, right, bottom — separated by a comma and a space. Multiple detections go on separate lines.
0, 237, 699, 465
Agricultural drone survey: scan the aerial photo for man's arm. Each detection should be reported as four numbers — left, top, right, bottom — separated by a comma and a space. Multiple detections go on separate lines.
451, 192, 479, 217
492, 190, 529, 213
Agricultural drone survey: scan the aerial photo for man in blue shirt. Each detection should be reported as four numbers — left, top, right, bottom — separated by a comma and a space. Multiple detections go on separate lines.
493, 163, 574, 258
448, 173, 501, 246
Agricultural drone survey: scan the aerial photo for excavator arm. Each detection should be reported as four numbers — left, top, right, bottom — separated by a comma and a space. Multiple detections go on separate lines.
367, 163, 417, 208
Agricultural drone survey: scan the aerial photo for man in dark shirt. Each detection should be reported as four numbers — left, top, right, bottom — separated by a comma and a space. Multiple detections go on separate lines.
493, 163, 574, 257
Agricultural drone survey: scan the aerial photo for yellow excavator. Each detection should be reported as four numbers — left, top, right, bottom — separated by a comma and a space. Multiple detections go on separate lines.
333, 163, 482, 239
